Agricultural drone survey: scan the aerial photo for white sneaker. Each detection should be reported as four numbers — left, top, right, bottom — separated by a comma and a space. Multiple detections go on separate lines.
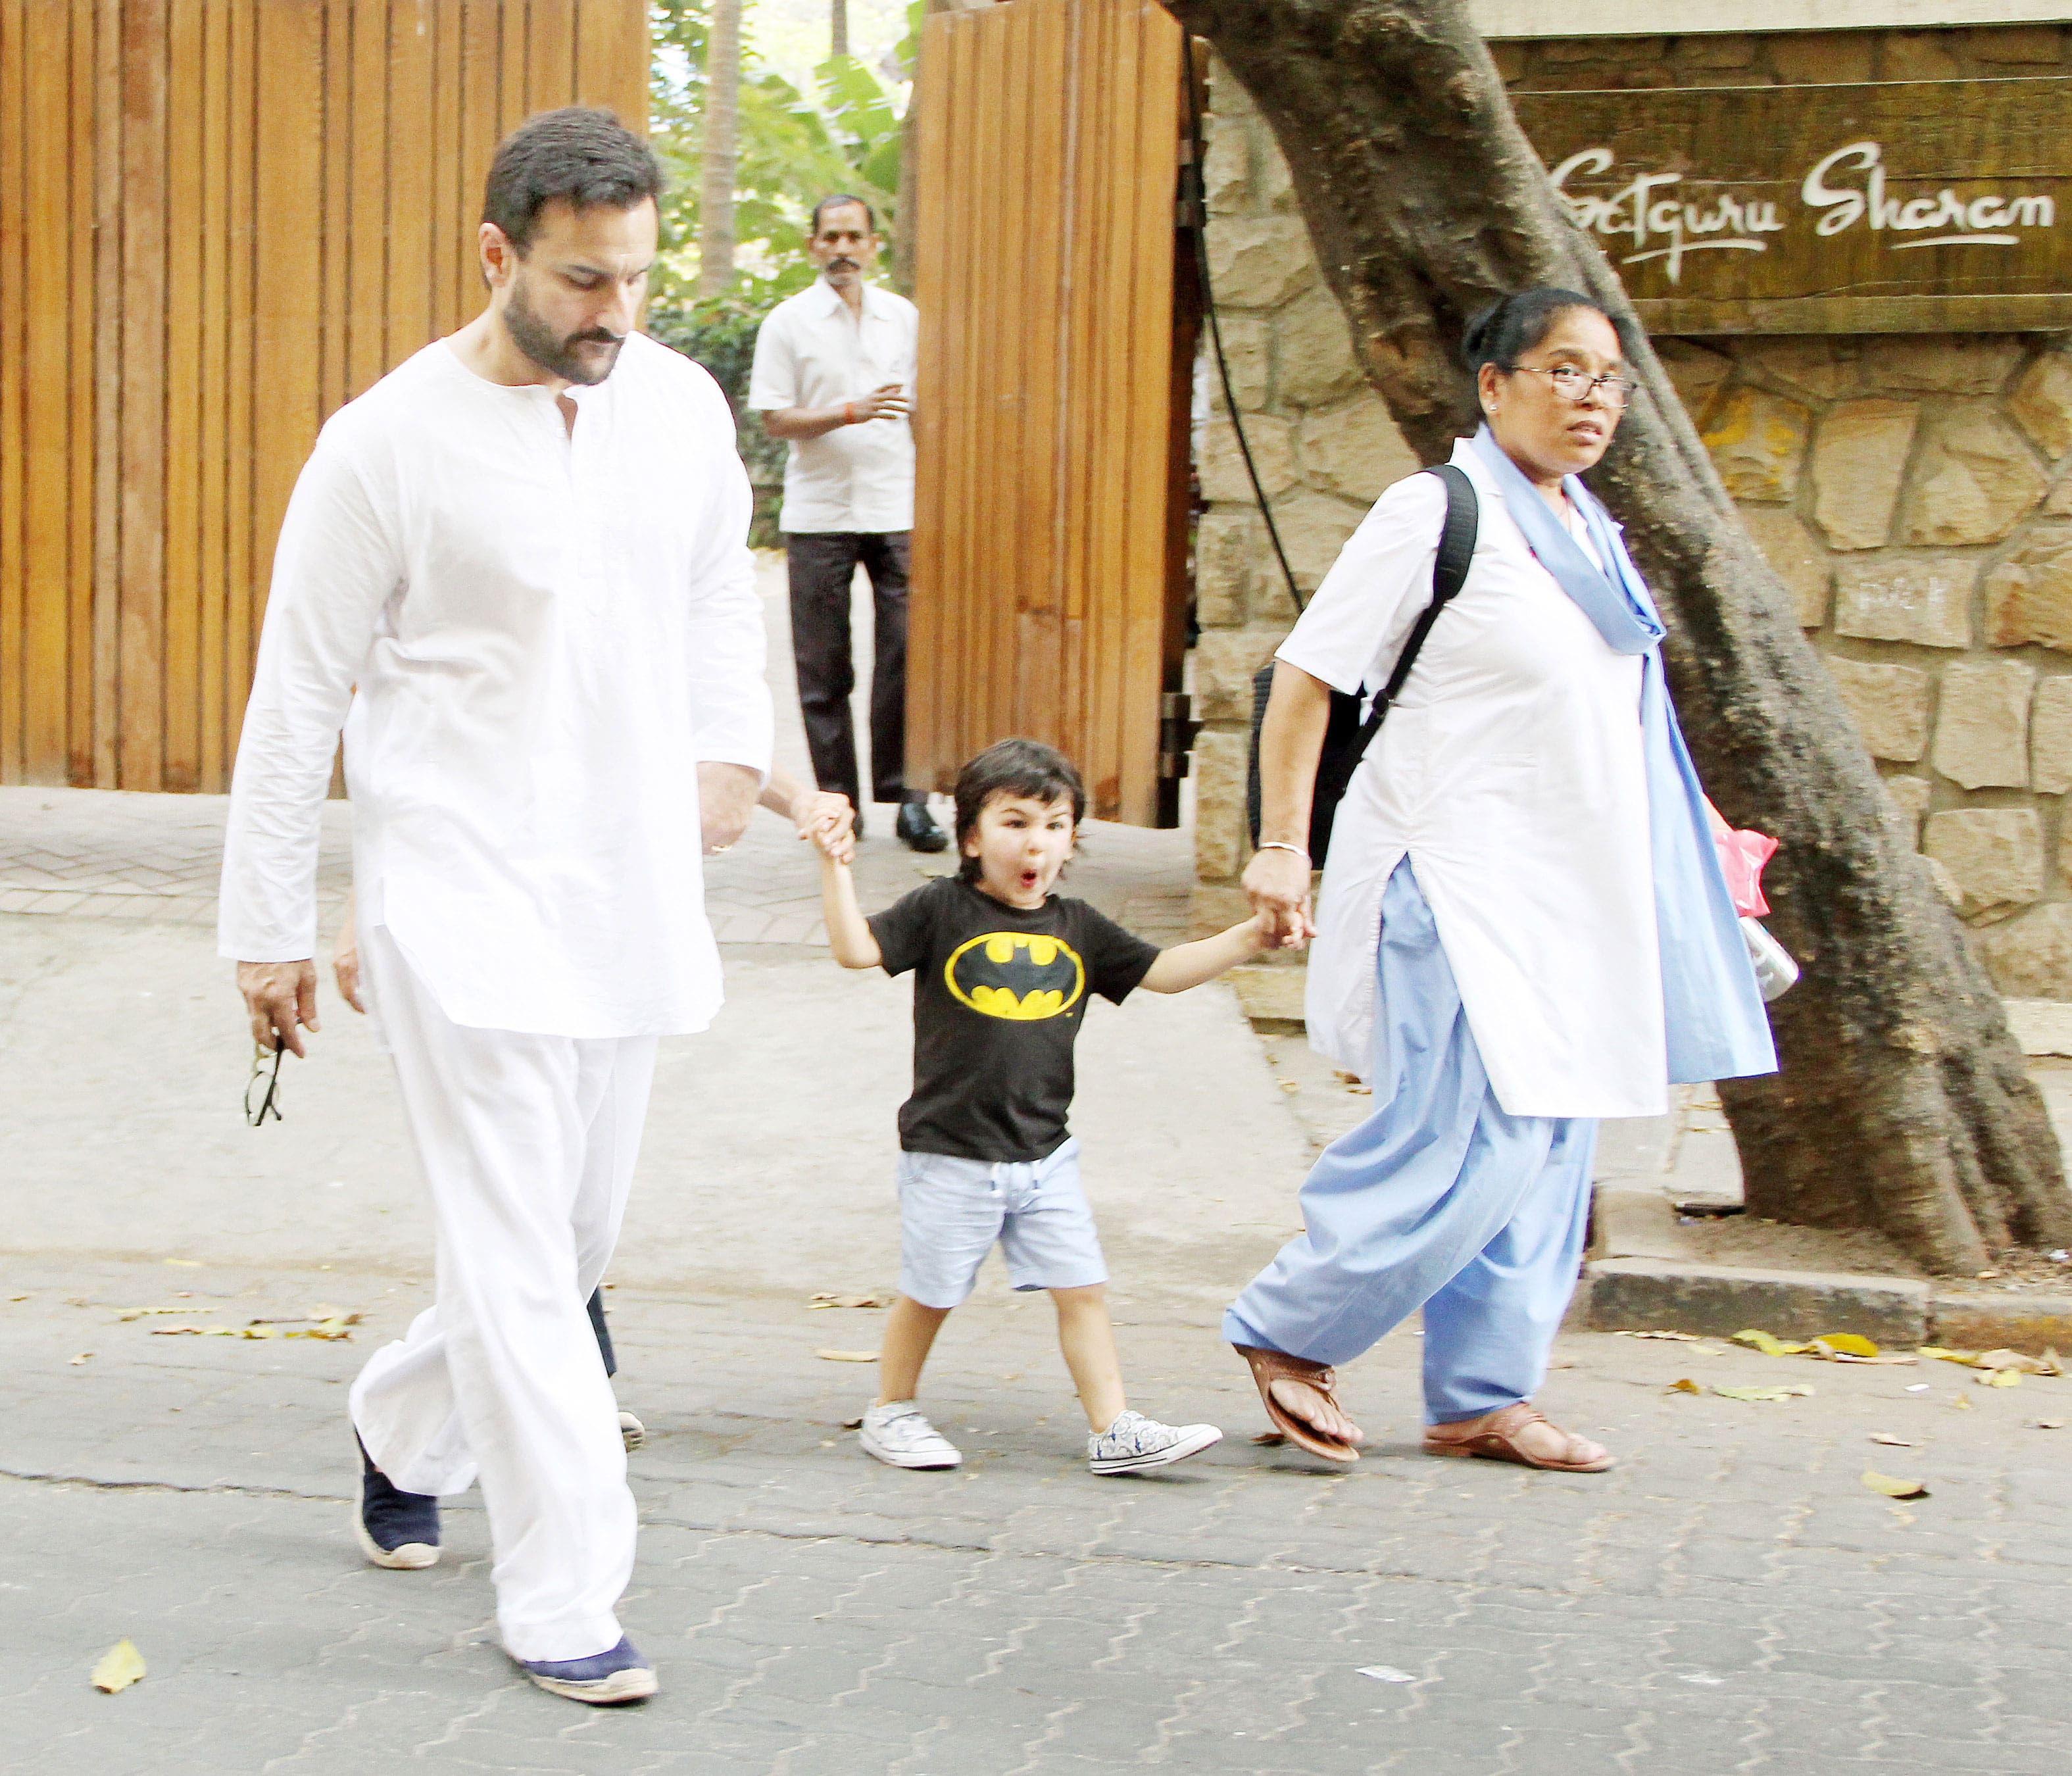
859, 1400, 963, 1469
1088, 1409, 1223, 1475
618, 1410, 645, 1454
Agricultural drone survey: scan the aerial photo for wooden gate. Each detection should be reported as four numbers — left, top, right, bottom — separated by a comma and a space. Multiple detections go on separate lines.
0, 0, 647, 793
907, 0, 1194, 826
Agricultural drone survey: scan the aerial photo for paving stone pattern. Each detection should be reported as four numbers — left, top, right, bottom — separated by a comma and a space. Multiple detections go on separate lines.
6, 1260, 2072, 1775
7, 559, 2072, 1771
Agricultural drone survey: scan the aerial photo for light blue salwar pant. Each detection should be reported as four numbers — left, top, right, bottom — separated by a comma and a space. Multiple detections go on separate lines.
1223, 859, 1597, 1425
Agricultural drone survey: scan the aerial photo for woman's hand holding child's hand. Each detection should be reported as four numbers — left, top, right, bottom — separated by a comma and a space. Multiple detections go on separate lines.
1253, 910, 1304, 953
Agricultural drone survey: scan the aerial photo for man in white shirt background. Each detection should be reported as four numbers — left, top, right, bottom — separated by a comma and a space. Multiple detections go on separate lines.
220, 108, 772, 1706
749, 196, 948, 852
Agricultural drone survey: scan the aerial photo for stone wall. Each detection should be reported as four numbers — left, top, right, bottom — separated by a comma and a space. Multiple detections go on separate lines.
1188, 66, 1419, 931
1189, 24, 2072, 1000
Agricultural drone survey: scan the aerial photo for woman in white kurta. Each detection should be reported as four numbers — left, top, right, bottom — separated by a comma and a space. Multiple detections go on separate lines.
1229, 290, 1775, 1470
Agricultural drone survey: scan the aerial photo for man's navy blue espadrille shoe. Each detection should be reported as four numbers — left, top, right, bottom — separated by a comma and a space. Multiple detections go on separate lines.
517, 1637, 657, 1704
353, 1433, 440, 1570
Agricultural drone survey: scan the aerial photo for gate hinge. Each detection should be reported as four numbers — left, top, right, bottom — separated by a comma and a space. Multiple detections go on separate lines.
1158, 691, 1200, 779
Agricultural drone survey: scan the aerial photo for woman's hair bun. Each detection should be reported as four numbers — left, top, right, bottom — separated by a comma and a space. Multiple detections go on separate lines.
1460, 299, 1505, 370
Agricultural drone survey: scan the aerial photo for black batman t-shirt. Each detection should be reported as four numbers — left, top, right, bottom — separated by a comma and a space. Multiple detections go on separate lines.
867, 876, 1162, 1163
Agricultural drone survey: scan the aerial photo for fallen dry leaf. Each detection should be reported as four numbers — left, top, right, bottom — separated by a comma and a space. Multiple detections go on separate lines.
1977, 1368, 2023, 1389
1862, 1469, 1929, 1500
1667, 1378, 1704, 1394
1731, 1329, 1805, 1357
68, 1352, 93, 1366
1713, 1384, 1814, 1402
90, 1639, 145, 1693
245, 1309, 364, 1327
1252, 1430, 1288, 1446
1815, 1333, 1881, 1358
2031, 1418, 2067, 1430
814, 1349, 879, 1363
1869, 1433, 1914, 1447
1919, 1346, 1979, 1368
116, 1306, 216, 1322
809, 1293, 892, 1310
162, 1258, 202, 1268
1615, 1330, 1702, 1343
1949, 1393, 1975, 1410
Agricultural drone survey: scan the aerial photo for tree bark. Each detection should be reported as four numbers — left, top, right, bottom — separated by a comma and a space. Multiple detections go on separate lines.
1166, 0, 2072, 1272
696, 0, 743, 297
831, 0, 849, 58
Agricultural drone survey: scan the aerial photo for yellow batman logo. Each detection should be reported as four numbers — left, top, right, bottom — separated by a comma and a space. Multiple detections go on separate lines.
944, 932, 1086, 1021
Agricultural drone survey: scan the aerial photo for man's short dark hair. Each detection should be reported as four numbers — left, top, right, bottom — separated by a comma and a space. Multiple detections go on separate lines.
483, 107, 662, 254
811, 192, 877, 236
952, 739, 1087, 881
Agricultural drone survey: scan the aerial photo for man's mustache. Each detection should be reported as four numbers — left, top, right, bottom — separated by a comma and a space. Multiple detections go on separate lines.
827, 257, 860, 272
570, 329, 625, 347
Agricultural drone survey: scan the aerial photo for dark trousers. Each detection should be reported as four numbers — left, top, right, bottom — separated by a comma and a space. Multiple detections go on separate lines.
586, 1287, 615, 1379
785, 530, 921, 807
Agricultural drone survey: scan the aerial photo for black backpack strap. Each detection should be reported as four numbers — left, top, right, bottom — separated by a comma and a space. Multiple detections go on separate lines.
1339, 463, 1478, 775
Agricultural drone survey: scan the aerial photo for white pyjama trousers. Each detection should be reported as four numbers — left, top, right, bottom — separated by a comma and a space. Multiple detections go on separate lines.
347, 922, 658, 1664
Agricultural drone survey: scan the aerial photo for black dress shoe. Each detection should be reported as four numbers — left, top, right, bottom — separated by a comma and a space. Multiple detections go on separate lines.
895, 802, 948, 852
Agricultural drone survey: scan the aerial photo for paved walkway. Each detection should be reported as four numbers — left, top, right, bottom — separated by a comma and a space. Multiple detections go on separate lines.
5, 556, 2072, 1771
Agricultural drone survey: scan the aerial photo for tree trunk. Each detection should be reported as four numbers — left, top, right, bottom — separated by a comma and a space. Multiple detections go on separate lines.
1165, 0, 2072, 1273
831, 0, 849, 58
696, 0, 743, 297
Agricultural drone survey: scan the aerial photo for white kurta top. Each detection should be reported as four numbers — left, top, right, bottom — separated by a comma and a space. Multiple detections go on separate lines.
218, 332, 774, 1039
1285, 439, 1665, 1119
747, 278, 918, 533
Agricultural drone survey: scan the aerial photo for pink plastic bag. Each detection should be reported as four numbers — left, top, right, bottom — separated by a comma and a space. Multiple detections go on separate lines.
1705, 801, 1777, 919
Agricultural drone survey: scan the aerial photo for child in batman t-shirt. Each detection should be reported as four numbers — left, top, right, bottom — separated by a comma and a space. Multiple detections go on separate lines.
813, 737, 1281, 1475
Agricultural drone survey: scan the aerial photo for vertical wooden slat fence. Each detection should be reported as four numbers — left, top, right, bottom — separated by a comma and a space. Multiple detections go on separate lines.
907, 0, 1188, 826
0, 0, 647, 793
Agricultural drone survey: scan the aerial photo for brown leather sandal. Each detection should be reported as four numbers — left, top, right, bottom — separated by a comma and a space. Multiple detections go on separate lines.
1422, 1402, 1614, 1473
1233, 1344, 1361, 1464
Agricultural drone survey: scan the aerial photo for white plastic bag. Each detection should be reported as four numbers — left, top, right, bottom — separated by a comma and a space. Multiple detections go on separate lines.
1741, 915, 1799, 1002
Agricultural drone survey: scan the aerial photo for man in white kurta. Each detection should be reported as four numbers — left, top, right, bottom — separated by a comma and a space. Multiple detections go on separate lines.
219, 109, 771, 1696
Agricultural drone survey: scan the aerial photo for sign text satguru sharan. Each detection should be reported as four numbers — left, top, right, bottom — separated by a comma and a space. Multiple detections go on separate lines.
1514, 76, 2072, 331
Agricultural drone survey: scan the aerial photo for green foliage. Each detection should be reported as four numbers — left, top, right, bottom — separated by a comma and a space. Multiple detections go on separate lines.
647, 1, 918, 314
645, 1, 926, 544
646, 296, 789, 547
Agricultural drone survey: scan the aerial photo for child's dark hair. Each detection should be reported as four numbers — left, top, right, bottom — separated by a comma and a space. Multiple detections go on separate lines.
953, 739, 1086, 882
1461, 287, 1619, 375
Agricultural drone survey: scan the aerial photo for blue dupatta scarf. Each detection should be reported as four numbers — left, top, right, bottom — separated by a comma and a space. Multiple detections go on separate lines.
1469, 425, 1775, 1085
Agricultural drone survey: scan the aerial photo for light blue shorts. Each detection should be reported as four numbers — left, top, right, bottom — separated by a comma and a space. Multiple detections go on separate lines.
895, 1137, 1109, 1309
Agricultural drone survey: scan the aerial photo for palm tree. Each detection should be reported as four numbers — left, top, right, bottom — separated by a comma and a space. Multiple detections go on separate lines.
696, 0, 743, 296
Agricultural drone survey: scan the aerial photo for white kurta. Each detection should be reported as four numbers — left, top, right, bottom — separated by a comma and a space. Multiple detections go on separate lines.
747, 278, 918, 533
1285, 439, 1666, 1120
218, 332, 774, 1038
